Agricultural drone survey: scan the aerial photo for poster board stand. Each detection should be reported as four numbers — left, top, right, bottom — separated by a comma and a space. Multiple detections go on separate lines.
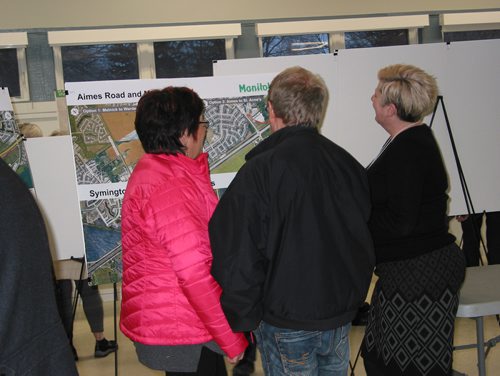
429, 96, 486, 265
113, 282, 118, 376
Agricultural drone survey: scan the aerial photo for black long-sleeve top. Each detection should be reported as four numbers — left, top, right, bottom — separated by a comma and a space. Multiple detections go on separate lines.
367, 125, 455, 263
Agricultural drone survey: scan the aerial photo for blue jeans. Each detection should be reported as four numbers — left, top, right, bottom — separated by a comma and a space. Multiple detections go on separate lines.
254, 321, 351, 376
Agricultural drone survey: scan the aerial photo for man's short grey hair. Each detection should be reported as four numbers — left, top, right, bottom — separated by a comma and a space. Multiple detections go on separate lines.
268, 66, 328, 128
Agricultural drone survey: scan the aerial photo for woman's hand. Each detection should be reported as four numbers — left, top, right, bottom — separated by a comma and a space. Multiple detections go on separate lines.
456, 214, 469, 222
227, 351, 245, 365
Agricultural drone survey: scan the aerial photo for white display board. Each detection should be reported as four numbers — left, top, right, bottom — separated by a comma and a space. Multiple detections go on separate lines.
25, 136, 85, 260
437, 39, 500, 217
213, 40, 500, 215
0, 87, 11, 108
63, 74, 275, 284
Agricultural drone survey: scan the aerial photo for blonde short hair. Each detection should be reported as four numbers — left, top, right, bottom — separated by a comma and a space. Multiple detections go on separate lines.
268, 66, 328, 128
377, 64, 438, 122
19, 123, 43, 138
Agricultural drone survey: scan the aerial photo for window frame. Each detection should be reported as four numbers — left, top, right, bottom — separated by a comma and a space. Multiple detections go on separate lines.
440, 11, 500, 33
0, 32, 29, 102
48, 24, 241, 88
255, 15, 428, 56
440, 11, 500, 41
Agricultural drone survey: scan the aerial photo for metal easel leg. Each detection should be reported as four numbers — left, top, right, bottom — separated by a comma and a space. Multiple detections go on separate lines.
476, 317, 486, 376
114, 282, 118, 376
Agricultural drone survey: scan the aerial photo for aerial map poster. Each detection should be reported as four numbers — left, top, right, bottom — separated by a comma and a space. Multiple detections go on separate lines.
0, 88, 34, 188
65, 74, 274, 285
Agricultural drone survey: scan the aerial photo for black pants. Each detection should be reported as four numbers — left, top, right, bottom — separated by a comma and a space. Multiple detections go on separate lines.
166, 347, 227, 376
56, 278, 104, 341
461, 211, 500, 266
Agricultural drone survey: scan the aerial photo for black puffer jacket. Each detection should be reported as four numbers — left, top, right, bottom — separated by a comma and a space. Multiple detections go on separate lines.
209, 125, 375, 332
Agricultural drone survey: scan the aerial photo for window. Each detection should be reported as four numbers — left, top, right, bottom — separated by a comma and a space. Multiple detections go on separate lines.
444, 30, 500, 43
0, 49, 21, 96
0, 32, 29, 100
345, 29, 409, 49
440, 11, 500, 43
256, 15, 427, 56
61, 44, 139, 82
154, 39, 226, 78
262, 34, 329, 57
49, 24, 241, 88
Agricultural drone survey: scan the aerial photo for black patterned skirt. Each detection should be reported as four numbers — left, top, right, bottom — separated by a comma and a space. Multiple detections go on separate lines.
361, 243, 466, 376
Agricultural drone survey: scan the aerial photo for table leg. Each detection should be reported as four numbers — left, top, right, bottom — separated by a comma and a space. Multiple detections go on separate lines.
476, 317, 486, 376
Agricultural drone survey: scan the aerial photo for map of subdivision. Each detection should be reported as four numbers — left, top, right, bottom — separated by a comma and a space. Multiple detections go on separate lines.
68, 94, 269, 285
0, 110, 34, 188
205, 96, 269, 174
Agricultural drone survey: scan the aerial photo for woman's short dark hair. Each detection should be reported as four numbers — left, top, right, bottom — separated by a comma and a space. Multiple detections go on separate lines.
135, 86, 205, 154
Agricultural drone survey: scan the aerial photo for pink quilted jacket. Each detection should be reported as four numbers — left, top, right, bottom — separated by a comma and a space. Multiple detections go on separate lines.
120, 152, 247, 358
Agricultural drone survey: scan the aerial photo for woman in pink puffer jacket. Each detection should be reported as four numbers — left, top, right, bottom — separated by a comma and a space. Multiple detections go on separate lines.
120, 87, 247, 375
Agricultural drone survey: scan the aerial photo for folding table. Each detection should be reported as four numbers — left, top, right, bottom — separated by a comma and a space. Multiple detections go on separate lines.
455, 264, 500, 376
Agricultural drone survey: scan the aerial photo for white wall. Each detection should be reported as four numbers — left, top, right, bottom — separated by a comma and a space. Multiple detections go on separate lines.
12, 101, 59, 136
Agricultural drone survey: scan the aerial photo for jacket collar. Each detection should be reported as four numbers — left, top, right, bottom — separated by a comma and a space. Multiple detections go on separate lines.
245, 125, 318, 161
149, 152, 210, 175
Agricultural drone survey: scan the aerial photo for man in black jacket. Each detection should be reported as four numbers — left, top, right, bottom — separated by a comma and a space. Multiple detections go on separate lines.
209, 66, 375, 375
0, 158, 78, 375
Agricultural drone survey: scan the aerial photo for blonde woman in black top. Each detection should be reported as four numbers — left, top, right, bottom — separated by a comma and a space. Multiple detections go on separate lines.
361, 64, 466, 376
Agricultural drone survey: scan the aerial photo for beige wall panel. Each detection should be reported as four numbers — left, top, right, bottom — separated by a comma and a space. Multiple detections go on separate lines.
3, 0, 500, 30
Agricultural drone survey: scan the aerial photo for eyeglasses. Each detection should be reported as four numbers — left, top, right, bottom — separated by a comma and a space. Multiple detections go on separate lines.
199, 121, 209, 129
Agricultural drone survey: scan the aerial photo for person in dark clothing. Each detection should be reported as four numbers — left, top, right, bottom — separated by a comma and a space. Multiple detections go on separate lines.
361, 64, 466, 376
209, 66, 375, 375
456, 211, 500, 266
0, 157, 78, 375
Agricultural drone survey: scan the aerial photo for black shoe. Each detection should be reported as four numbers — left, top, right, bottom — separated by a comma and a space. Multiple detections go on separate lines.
233, 358, 255, 376
94, 338, 118, 358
